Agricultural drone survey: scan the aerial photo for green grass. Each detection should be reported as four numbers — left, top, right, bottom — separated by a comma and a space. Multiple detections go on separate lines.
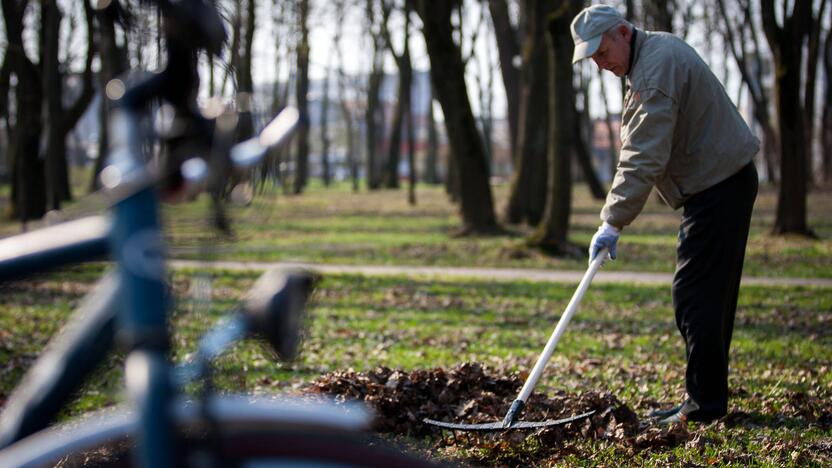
163, 181, 832, 278
1, 266, 829, 465
1, 178, 830, 277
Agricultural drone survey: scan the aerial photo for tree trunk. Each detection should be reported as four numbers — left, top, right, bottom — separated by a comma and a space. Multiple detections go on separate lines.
761, 0, 814, 236
3, 0, 47, 222
643, 0, 673, 32
803, 0, 828, 187
380, 0, 412, 190
364, 0, 385, 190
423, 87, 440, 184
39, 0, 95, 209
823, 25, 832, 183
415, 0, 499, 234
488, 0, 520, 157
573, 106, 605, 199
505, 0, 551, 226
320, 60, 332, 186
598, 71, 618, 181
293, 0, 311, 194
335, 0, 357, 192
234, 0, 256, 142
42, 0, 65, 210
529, 1, 580, 256
90, 4, 129, 192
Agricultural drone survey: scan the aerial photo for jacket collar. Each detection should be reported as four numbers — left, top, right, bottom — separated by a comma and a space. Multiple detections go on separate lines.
627, 28, 645, 77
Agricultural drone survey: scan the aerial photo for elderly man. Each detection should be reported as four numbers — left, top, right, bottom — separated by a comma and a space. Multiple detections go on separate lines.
571, 5, 759, 424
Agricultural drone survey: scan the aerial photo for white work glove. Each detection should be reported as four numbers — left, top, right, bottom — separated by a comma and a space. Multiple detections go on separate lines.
589, 222, 620, 264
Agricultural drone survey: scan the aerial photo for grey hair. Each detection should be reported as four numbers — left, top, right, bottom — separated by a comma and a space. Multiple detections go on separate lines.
603, 20, 634, 37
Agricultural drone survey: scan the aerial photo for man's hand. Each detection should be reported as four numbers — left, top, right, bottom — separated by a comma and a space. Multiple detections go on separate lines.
589, 222, 620, 263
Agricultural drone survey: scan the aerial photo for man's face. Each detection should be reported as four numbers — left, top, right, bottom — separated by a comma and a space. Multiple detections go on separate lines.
591, 25, 632, 77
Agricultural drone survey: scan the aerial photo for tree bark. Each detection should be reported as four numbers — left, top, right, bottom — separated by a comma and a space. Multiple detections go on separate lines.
423, 87, 441, 184
3, 0, 47, 222
40, 0, 96, 210
488, 0, 520, 157
529, 0, 581, 256
364, 0, 385, 190
505, 0, 551, 226
598, 71, 618, 181
822, 24, 832, 183
803, 0, 828, 187
643, 0, 673, 32
293, 0, 311, 194
414, 0, 499, 234
234, 0, 256, 142
761, 0, 814, 236
573, 105, 605, 200
335, 0, 357, 192
380, 0, 413, 190
320, 57, 332, 186
89, 3, 129, 192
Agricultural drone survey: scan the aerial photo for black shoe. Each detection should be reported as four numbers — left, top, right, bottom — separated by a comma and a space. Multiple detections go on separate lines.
647, 403, 684, 419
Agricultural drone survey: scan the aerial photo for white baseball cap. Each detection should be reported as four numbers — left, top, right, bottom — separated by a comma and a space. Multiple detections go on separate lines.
570, 5, 625, 64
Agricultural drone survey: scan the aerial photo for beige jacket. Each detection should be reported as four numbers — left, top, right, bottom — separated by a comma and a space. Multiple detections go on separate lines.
601, 30, 759, 228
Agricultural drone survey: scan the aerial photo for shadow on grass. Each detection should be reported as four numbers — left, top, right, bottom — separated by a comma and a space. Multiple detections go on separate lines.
722, 410, 831, 430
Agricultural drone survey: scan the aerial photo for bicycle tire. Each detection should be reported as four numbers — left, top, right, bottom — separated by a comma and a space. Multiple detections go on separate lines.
0, 397, 440, 468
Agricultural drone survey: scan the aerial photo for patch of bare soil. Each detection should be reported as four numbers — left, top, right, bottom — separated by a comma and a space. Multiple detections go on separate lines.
306, 362, 698, 465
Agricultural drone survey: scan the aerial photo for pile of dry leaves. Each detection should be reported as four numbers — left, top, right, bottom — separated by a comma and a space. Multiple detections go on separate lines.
306, 362, 697, 462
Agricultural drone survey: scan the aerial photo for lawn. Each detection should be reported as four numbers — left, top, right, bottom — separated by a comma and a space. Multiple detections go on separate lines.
1, 180, 830, 278
0, 266, 829, 465
164, 181, 831, 278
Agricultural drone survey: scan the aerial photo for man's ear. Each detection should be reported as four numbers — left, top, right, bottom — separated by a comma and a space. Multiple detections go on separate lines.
619, 24, 632, 41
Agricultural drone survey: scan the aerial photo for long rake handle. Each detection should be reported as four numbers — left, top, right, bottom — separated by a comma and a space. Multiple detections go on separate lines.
502, 250, 606, 427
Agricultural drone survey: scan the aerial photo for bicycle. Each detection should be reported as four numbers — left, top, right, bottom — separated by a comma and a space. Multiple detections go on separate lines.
0, 1, 436, 466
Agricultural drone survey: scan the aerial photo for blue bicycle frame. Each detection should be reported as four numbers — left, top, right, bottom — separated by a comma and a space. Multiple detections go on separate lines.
0, 6, 219, 466
0, 129, 175, 468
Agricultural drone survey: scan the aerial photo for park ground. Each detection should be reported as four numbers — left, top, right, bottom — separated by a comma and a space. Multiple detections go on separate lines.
0, 181, 830, 465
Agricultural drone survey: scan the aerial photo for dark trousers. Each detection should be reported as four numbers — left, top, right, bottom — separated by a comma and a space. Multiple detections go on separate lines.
672, 162, 758, 421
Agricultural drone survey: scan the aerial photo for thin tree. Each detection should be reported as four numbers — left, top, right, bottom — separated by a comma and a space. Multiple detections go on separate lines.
474, 3, 496, 168
761, 0, 817, 236
488, 0, 520, 157
89, 1, 129, 192
364, 0, 385, 190
598, 69, 618, 182
293, 0, 311, 194
320, 51, 333, 186
380, 0, 414, 191
573, 68, 605, 199
716, 0, 778, 183
803, 0, 828, 187
529, 0, 582, 256
414, 0, 499, 234
268, 0, 292, 192
422, 85, 441, 184
505, 0, 552, 226
234, 0, 257, 142
335, 0, 359, 192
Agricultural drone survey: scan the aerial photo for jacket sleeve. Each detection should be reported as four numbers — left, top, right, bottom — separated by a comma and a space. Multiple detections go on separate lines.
601, 87, 677, 228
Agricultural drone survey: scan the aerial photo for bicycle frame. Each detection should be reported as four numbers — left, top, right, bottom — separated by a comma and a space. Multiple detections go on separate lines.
0, 1, 335, 466
0, 146, 174, 468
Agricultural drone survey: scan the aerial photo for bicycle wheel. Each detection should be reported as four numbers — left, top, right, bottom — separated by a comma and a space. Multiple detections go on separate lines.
0, 397, 440, 468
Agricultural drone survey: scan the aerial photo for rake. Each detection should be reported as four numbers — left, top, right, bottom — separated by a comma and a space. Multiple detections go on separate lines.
423, 249, 608, 431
